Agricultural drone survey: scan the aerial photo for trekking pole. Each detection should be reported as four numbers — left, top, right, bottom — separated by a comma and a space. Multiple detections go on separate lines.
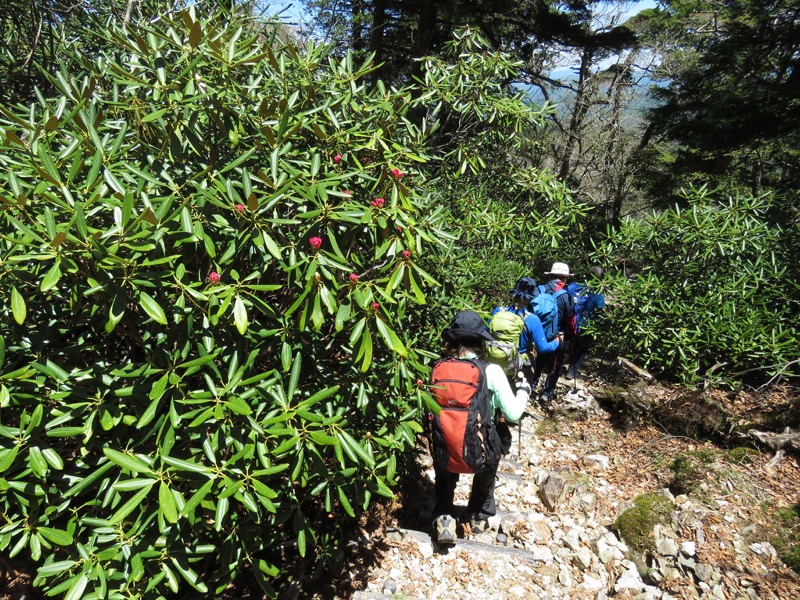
518, 411, 533, 456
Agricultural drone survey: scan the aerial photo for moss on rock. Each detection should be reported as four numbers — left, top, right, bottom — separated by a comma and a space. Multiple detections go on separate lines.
612, 493, 674, 555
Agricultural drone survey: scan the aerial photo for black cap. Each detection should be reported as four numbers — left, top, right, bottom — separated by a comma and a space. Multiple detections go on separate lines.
442, 310, 494, 343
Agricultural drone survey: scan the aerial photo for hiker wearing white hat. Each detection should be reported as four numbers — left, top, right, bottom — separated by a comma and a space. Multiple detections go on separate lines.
545, 262, 573, 278
530, 262, 577, 408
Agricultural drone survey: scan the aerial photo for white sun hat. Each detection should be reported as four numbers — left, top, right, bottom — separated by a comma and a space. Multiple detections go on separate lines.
545, 262, 573, 277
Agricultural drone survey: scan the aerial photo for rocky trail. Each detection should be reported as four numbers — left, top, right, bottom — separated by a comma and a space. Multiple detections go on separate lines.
340, 359, 800, 600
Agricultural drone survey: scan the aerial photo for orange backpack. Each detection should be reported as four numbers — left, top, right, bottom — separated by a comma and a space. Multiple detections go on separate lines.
429, 357, 502, 473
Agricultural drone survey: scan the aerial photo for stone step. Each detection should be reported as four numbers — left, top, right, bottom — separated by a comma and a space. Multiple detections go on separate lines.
392, 526, 547, 564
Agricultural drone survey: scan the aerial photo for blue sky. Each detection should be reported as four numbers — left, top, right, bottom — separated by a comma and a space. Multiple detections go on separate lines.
266, 0, 658, 28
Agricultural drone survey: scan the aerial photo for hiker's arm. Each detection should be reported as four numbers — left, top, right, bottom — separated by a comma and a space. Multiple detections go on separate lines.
485, 363, 526, 423
527, 315, 560, 353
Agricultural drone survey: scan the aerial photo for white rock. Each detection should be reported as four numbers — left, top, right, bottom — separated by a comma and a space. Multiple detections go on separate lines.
563, 534, 581, 552
585, 454, 611, 469
657, 537, 679, 557
615, 567, 645, 593
573, 547, 593, 570
416, 540, 434, 559
680, 541, 697, 556
582, 574, 604, 591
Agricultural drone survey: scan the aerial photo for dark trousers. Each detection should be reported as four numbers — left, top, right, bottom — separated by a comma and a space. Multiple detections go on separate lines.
433, 463, 497, 521
532, 344, 566, 395
571, 333, 595, 369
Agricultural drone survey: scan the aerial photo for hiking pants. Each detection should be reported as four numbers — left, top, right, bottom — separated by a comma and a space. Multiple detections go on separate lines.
433, 463, 498, 521
533, 345, 566, 395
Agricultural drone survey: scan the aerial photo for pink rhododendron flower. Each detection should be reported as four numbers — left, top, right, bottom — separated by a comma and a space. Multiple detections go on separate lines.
333, 154, 342, 164
235, 203, 245, 213
343, 190, 351, 196
349, 273, 359, 284
402, 250, 411, 258
390, 168, 403, 179
309, 236, 323, 250
371, 302, 380, 311
208, 271, 221, 284
371, 198, 385, 208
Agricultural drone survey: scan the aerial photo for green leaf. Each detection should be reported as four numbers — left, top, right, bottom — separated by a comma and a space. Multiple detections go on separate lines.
375, 318, 408, 356
40, 261, 62, 292
64, 573, 88, 600
139, 291, 167, 324
233, 295, 248, 334
41, 448, 64, 470
337, 486, 355, 517
0, 445, 19, 473
107, 483, 155, 525
11, 286, 26, 324
106, 289, 127, 333
37, 560, 77, 578
159, 481, 179, 524
37, 527, 73, 546
181, 479, 214, 517
162, 455, 213, 476
103, 448, 152, 474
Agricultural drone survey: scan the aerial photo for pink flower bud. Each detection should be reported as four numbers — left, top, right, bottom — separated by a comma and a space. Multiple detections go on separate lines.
371, 198, 385, 208
390, 168, 404, 179
343, 190, 351, 196
309, 236, 323, 250
235, 203, 245, 213
333, 154, 342, 164
402, 249, 411, 258
371, 302, 380, 311
349, 273, 359, 284
208, 271, 221, 284
416, 378, 424, 387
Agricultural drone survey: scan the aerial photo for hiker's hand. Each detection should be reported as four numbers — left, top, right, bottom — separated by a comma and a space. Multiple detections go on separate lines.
557, 332, 565, 347
516, 379, 531, 395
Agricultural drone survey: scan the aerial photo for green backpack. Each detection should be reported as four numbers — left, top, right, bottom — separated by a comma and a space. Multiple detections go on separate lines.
486, 309, 526, 376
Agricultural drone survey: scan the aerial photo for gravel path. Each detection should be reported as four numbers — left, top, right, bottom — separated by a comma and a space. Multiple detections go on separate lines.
345, 361, 800, 599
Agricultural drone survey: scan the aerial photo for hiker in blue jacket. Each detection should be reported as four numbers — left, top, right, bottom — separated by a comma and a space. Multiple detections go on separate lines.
565, 266, 606, 379
531, 262, 575, 408
490, 277, 562, 385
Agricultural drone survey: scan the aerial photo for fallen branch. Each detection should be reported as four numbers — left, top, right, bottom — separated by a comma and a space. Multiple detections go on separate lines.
765, 449, 786, 469
747, 427, 800, 453
617, 356, 654, 382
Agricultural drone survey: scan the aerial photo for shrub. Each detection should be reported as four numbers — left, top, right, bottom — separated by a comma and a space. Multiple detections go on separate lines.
0, 8, 573, 598
593, 185, 800, 386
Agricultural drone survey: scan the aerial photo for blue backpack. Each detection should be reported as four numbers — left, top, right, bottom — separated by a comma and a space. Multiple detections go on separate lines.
531, 286, 566, 341
568, 282, 597, 333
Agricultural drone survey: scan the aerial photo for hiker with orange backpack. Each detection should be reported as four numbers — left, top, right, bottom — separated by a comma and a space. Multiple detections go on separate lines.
429, 310, 531, 545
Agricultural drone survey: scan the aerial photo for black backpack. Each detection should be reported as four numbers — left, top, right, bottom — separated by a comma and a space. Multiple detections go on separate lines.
429, 357, 503, 474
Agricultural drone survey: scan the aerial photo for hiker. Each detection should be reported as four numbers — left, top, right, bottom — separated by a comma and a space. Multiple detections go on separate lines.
429, 310, 530, 545
566, 266, 606, 378
530, 262, 576, 406
488, 277, 563, 386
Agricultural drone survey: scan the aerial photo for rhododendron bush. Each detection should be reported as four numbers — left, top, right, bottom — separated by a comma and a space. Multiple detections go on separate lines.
0, 7, 566, 599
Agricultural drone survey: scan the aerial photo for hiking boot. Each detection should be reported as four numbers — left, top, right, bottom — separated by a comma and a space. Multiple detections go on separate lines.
433, 514, 457, 545
540, 391, 556, 412
468, 515, 489, 533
